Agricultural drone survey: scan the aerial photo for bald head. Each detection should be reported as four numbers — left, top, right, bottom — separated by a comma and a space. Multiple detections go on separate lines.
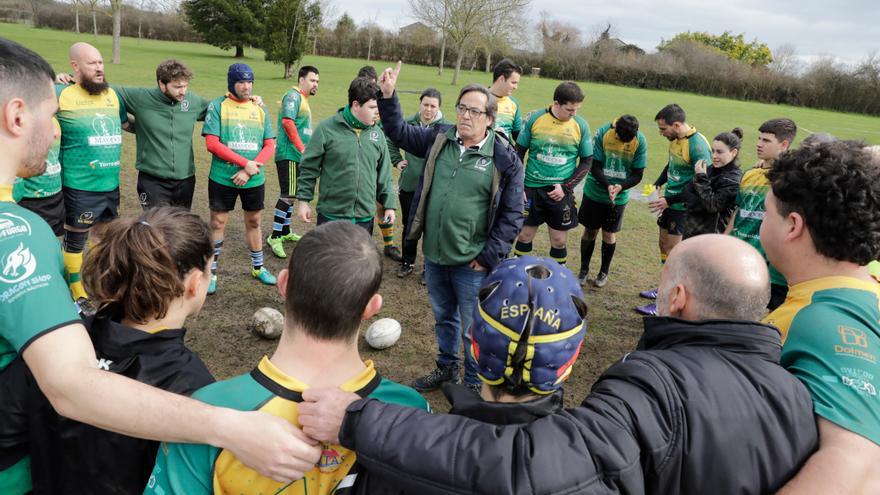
658, 234, 770, 321
69, 42, 105, 93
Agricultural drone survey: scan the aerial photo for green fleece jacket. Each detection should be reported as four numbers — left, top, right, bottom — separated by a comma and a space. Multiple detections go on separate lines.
387, 111, 451, 193
296, 109, 396, 220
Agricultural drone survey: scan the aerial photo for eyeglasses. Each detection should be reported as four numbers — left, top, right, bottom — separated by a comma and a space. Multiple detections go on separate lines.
455, 104, 487, 118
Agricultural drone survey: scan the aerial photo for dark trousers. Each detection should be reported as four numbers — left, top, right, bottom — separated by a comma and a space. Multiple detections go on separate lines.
398, 189, 419, 265
316, 213, 373, 234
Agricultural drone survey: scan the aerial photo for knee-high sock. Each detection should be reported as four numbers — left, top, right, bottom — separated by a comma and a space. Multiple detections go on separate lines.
580, 237, 596, 275
62, 230, 88, 300
599, 242, 616, 275
549, 246, 567, 265
379, 221, 394, 247
513, 240, 533, 257
271, 199, 291, 238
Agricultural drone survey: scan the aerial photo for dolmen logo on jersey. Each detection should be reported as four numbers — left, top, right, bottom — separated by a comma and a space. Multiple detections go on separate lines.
835, 325, 875, 364
318, 446, 345, 473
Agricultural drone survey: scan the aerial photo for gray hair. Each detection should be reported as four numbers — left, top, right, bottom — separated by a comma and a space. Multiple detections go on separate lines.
666, 249, 770, 321
456, 84, 497, 123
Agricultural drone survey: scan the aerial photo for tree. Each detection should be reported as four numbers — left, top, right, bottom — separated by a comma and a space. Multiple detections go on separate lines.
85, 0, 101, 36
262, 0, 321, 78
477, 7, 526, 72
659, 31, 773, 67
72, 0, 82, 33
409, 0, 453, 75
182, 0, 266, 57
333, 12, 356, 57
108, 0, 122, 63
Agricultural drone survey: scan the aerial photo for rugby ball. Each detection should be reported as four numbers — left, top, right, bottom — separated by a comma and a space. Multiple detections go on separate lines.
248, 307, 284, 340
365, 318, 401, 350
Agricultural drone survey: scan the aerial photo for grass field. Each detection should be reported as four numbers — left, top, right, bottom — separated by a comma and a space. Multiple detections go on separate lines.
6, 23, 880, 410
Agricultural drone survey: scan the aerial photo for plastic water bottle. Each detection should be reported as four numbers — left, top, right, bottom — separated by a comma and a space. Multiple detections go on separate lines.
643, 184, 661, 218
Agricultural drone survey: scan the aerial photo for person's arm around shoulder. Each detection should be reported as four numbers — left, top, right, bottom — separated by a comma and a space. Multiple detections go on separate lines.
777, 418, 880, 494
23, 325, 321, 482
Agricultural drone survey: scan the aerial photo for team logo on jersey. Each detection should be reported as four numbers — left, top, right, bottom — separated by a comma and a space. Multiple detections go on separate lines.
88, 114, 122, 146
835, 326, 875, 363
139, 192, 148, 207
840, 326, 869, 348
229, 123, 258, 151
1, 242, 37, 284
181, 100, 190, 112
318, 446, 345, 473
369, 130, 379, 142
0, 213, 32, 241
78, 211, 95, 225
475, 157, 491, 171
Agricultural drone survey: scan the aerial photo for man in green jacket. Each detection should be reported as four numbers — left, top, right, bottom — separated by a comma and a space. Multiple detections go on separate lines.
296, 77, 396, 232
387, 87, 450, 279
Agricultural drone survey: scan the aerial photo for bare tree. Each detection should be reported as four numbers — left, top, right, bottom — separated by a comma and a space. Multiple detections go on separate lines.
72, 0, 82, 33
86, 0, 101, 37
409, 0, 453, 75
478, 7, 527, 72
108, 0, 122, 63
769, 43, 802, 76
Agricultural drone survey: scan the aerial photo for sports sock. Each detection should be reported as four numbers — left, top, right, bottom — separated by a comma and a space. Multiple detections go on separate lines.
379, 221, 394, 247
271, 199, 291, 238
62, 230, 89, 300
250, 249, 264, 271
660, 253, 668, 265
549, 246, 567, 265
513, 240, 533, 257
580, 237, 596, 274
599, 242, 616, 275
211, 239, 223, 275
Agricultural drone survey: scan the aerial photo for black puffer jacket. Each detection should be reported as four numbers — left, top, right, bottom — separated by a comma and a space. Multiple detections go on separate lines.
340, 318, 818, 495
681, 163, 743, 237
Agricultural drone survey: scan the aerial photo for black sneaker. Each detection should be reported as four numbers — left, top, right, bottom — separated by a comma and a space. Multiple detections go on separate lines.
413, 366, 458, 392
384, 245, 403, 262
398, 262, 414, 278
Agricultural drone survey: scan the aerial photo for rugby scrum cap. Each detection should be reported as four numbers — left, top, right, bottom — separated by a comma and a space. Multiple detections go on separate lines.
227, 63, 254, 96
470, 255, 587, 395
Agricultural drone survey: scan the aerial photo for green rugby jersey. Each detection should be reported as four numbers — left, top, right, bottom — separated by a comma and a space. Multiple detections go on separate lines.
13, 117, 62, 201
517, 108, 592, 188
582, 121, 647, 205
145, 357, 429, 495
0, 186, 81, 494
765, 277, 880, 446
203, 95, 275, 188
730, 166, 787, 286
494, 95, 521, 139
55, 84, 127, 192
276, 86, 312, 162
663, 127, 711, 212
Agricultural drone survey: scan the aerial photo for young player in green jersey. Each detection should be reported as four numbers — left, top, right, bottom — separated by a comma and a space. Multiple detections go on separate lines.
0, 38, 321, 495
513, 82, 592, 266
727, 118, 797, 310
636, 104, 711, 315
578, 115, 647, 287
267, 65, 319, 259
56, 43, 128, 304
145, 221, 428, 495
489, 59, 522, 142
203, 64, 277, 294
760, 140, 880, 494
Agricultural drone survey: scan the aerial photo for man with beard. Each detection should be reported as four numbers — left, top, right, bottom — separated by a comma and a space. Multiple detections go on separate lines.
0, 37, 322, 495
56, 42, 127, 304
266, 65, 319, 259
636, 103, 711, 316
12, 116, 64, 239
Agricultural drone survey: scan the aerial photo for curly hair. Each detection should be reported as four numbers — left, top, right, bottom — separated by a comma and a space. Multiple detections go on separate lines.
767, 140, 880, 265
155, 59, 193, 84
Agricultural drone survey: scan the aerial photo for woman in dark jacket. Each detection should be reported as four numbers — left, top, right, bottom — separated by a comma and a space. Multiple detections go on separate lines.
27, 207, 216, 495
682, 128, 744, 238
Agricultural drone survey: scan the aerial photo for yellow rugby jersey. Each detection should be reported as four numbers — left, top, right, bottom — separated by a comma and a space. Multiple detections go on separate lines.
663, 127, 711, 211
55, 84, 127, 192
517, 108, 592, 187
494, 95, 522, 139
203, 94, 275, 188
145, 357, 429, 495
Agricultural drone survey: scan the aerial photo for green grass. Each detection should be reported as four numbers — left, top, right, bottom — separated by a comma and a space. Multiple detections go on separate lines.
6, 23, 880, 409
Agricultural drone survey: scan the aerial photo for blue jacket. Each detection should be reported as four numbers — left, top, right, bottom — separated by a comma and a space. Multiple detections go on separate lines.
379, 92, 524, 269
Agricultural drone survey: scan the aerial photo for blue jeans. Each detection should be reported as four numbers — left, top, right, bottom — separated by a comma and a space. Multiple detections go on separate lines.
424, 259, 487, 385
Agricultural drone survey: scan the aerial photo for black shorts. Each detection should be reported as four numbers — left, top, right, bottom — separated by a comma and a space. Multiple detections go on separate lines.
578, 196, 627, 233
275, 160, 300, 198
657, 208, 687, 236
137, 172, 196, 210
63, 187, 119, 229
18, 192, 65, 237
316, 213, 374, 234
523, 186, 578, 231
208, 180, 265, 212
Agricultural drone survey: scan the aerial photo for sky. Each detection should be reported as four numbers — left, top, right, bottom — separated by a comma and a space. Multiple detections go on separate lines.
327, 0, 879, 67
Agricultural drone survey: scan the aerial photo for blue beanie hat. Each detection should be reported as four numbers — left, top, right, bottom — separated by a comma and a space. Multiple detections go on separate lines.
227, 63, 254, 97
470, 255, 587, 395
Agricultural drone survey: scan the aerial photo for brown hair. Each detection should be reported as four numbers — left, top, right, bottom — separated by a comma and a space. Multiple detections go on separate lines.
83, 207, 213, 323
156, 59, 194, 84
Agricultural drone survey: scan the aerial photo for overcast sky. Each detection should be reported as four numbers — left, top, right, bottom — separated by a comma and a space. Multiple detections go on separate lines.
329, 0, 879, 66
